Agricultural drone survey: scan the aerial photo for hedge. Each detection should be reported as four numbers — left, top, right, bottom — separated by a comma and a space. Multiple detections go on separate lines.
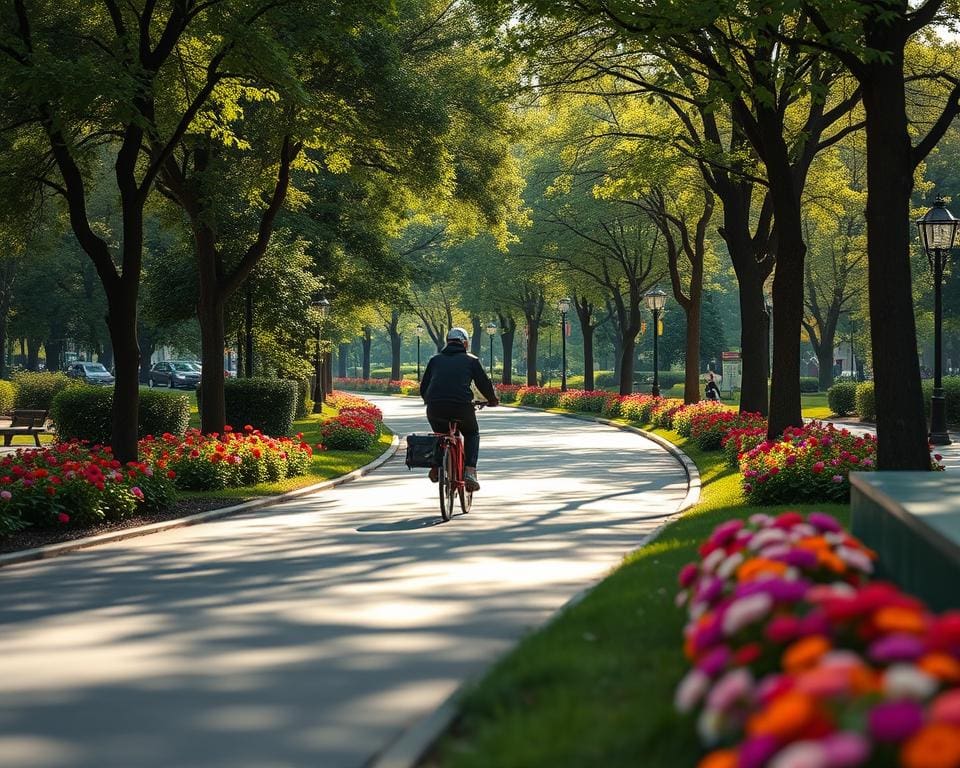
855, 381, 875, 421
0, 380, 14, 414
51, 386, 191, 443
826, 380, 857, 416
799, 376, 819, 393
13, 371, 74, 410
922, 376, 960, 424
222, 378, 298, 437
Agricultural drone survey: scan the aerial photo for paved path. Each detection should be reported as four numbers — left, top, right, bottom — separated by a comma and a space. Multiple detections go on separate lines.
817, 418, 960, 470
0, 397, 687, 768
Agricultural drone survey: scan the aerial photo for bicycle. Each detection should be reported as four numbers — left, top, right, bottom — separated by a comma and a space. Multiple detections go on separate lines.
435, 401, 486, 521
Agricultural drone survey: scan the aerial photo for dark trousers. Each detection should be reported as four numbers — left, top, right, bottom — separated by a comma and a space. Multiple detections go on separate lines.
427, 402, 480, 468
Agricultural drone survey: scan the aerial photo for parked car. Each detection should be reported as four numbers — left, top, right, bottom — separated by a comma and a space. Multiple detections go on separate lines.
66, 361, 115, 386
148, 361, 202, 389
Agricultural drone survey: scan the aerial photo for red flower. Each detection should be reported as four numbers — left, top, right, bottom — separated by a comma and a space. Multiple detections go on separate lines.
57, 512, 69, 523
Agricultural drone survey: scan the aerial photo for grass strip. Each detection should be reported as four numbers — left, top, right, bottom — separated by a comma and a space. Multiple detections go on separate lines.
422, 422, 847, 768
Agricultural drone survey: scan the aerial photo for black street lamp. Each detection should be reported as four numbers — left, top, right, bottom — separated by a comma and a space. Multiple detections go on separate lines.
643, 288, 667, 396
917, 196, 958, 445
557, 297, 570, 391
415, 324, 424, 381
311, 296, 330, 414
486, 321, 497, 379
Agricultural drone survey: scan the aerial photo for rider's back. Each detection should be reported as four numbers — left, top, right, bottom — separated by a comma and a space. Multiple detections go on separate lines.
421, 343, 494, 405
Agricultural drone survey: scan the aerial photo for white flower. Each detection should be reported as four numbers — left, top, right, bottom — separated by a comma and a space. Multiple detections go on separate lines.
825, 532, 846, 546
749, 528, 789, 551
884, 664, 938, 700
674, 668, 710, 714
836, 545, 873, 575
749, 513, 774, 527
722, 593, 773, 636
769, 741, 827, 768
689, 601, 708, 622
702, 548, 726, 574
675, 591, 689, 608
717, 551, 745, 580
788, 523, 818, 541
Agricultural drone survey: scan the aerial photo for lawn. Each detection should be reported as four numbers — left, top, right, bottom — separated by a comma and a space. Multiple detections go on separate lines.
655, 383, 834, 420
422, 424, 847, 768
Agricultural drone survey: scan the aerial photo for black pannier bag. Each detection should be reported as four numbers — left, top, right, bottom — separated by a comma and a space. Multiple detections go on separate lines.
405, 433, 441, 468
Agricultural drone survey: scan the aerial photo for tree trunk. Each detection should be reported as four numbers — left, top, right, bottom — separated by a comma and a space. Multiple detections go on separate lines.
388, 309, 401, 380
198, 293, 227, 434
361, 326, 371, 379
575, 299, 595, 391
619, 336, 636, 395
471, 316, 482, 355
526, 321, 539, 385
817, 342, 836, 393
139, 326, 156, 383
27, 337, 40, 371
338, 342, 349, 378
497, 313, 515, 385
324, 351, 333, 396
684, 298, 702, 403
861, 54, 929, 469
244, 287, 253, 378
105, 284, 141, 462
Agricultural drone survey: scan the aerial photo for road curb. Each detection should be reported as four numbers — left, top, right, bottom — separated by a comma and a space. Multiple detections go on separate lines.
367, 404, 702, 768
0, 434, 401, 569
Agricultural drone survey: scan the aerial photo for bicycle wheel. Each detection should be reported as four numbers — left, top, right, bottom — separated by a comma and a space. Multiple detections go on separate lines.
438, 447, 456, 521
459, 484, 472, 514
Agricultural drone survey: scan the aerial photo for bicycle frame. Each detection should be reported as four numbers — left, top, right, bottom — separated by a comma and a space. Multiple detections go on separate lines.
438, 423, 465, 490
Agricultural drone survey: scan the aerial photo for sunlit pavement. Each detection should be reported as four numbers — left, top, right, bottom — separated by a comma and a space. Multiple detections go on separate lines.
0, 397, 688, 768
817, 419, 960, 470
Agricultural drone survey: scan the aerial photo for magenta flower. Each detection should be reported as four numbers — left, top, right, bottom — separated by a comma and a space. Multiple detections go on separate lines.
739, 734, 779, 768
832, 474, 844, 483
679, 563, 698, 588
131, 486, 144, 500
0, 490, 10, 501
808, 512, 842, 533
868, 700, 924, 742
697, 645, 731, 677
821, 732, 871, 768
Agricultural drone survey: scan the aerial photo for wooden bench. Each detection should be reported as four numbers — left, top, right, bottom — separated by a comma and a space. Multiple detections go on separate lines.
0, 409, 50, 447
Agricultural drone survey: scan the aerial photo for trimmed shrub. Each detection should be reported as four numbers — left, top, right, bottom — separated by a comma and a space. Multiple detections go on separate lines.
13, 371, 74, 410
293, 378, 310, 419
223, 378, 298, 436
922, 376, 960, 424
799, 376, 819, 393
139, 389, 190, 437
0, 380, 14, 414
52, 386, 190, 443
826, 381, 857, 416
855, 381, 875, 421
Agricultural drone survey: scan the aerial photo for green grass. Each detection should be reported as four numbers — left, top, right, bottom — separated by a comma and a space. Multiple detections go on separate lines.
424, 423, 847, 768
655, 384, 835, 420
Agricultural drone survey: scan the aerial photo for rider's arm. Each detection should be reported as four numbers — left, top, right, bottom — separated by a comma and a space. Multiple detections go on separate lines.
420, 359, 433, 402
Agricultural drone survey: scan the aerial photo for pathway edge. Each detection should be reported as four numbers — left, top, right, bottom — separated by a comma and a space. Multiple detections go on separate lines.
367, 405, 701, 768
0, 434, 400, 569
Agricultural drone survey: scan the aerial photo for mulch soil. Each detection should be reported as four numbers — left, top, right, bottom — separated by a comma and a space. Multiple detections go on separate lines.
0, 497, 243, 556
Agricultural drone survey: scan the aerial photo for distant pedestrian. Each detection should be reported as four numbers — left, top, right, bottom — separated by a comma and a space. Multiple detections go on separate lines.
705, 372, 721, 402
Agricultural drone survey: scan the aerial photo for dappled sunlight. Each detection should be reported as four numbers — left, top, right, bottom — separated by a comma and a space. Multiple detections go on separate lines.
0, 395, 689, 768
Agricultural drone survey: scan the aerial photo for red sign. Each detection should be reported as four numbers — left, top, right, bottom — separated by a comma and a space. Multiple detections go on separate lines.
721, 351, 741, 361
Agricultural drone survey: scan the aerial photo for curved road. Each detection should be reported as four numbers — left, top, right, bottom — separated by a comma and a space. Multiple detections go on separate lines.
0, 397, 688, 768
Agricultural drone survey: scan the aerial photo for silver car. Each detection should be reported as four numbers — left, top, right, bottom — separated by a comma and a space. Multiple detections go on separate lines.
66, 362, 115, 386
148, 361, 202, 389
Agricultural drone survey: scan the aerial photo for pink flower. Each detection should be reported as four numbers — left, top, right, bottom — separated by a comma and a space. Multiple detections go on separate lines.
868, 700, 924, 742
130, 486, 144, 500
678, 563, 698, 588
57, 512, 69, 524
0, 490, 10, 501
722, 592, 773, 636
820, 732, 870, 768
769, 740, 827, 768
674, 668, 710, 713
705, 667, 754, 713
930, 689, 960, 726
812, 462, 825, 474
832, 474, 844, 483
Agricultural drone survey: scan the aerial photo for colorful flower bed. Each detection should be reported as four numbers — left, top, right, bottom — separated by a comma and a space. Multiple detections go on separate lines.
620, 394, 660, 423
675, 401, 730, 438
692, 410, 767, 452
0, 442, 176, 533
676, 513, 960, 768
332, 377, 419, 396
738, 423, 878, 505
140, 426, 313, 491
496, 384, 523, 403
556, 389, 613, 413
516, 386, 563, 408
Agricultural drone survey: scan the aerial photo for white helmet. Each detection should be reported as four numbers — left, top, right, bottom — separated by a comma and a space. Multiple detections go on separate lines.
446, 327, 469, 344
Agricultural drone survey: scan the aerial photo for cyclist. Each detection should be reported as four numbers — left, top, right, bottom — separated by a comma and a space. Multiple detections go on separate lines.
420, 327, 498, 491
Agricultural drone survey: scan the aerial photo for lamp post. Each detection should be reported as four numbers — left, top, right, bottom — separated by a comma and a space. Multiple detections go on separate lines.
765, 293, 773, 383
917, 196, 958, 445
643, 288, 667, 396
415, 324, 424, 381
486, 321, 497, 379
311, 297, 330, 414
558, 297, 570, 391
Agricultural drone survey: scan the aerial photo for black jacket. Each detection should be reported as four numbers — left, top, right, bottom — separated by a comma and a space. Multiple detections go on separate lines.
421, 343, 497, 406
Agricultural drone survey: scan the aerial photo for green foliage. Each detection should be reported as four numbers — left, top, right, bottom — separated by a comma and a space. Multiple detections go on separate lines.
223, 379, 298, 436
827, 381, 857, 416
0, 380, 15, 414
799, 377, 820, 393
855, 381, 875, 421
13, 371, 73, 410
51, 387, 190, 444
921, 377, 960, 424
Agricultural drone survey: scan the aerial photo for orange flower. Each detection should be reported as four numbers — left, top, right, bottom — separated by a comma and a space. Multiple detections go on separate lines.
901, 723, 960, 768
796, 536, 830, 552
920, 653, 960, 683
747, 691, 816, 740
817, 549, 847, 574
783, 635, 831, 673
697, 749, 737, 768
850, 665, 881, 695
737, 558, 789, 582
875, 606, 927, 635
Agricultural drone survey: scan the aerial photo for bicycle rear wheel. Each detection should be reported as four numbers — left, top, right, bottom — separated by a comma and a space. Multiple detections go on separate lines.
438, 447, 456, 521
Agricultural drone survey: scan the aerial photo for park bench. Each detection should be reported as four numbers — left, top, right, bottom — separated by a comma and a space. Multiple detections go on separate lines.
851, 471, 960, 611
0, 409, 50, 447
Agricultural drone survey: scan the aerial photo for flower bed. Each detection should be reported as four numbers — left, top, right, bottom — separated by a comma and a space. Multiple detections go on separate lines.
691, 410, 766, 451
676, 512, 960, 768
652, 398, 686, 429
620, 394, 661, 423
517, 386, 562, 408
0, 442, 176, 534
738, 423, 878, 505
139, 426, 313, 491
332, 377, 418, 395
675, 401, 730, 438
496, 384, 523, 403
556, 389, 612, 413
